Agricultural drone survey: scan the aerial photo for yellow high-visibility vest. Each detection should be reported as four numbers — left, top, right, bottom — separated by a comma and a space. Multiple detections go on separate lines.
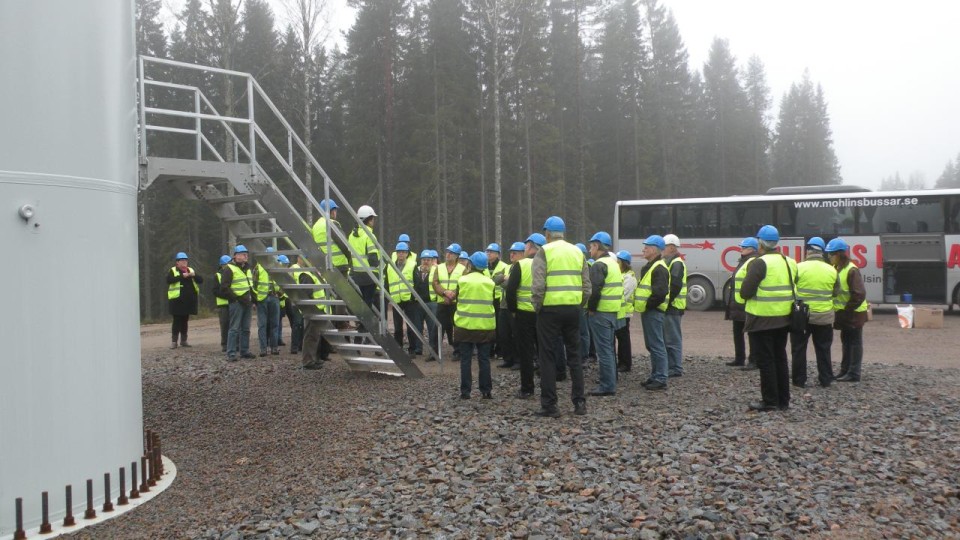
168, 267, 199, 300
745, 253, 797, 317
454, 272, 496, 330
542, 241, 584, 307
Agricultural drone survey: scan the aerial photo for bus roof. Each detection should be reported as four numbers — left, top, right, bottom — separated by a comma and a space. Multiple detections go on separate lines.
616, 187, 960, 207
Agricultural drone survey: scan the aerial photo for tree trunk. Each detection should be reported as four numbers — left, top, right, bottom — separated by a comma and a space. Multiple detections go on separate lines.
303, 63, 314, 223
524, 93, 533, 234
574, 0, 586, 239
491, 0, 502, 245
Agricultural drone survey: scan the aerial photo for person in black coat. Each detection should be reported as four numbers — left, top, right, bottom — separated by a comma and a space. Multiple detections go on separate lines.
167, 251, 203, 349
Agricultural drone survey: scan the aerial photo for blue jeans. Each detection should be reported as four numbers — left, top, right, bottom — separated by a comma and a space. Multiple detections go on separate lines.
588, 311, 618, 393
257, 296, 281, 352
579, 309, 591, 359
641, 310, 668, 384
459, 341, 492, 396
664, 313, 683, 376
227, 301, 252, 358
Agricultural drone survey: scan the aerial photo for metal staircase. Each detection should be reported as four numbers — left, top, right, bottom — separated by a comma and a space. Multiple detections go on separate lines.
138, 56, 442, 378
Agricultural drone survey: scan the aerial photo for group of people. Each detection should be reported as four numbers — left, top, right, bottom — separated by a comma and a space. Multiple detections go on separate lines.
725, 225, 867, 412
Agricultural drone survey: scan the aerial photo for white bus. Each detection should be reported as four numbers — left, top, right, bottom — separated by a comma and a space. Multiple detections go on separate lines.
614, 187, 960, 311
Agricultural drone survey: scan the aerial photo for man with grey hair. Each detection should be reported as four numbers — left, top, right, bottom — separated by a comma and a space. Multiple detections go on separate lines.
662, 234, 687, 378
634, 235, 671, 390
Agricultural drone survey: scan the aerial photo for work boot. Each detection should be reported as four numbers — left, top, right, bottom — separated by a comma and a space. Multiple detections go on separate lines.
180, 341, 192, 347
741, 362, 758, 371
574, 402, 588, 416
726, 360, 744, 367
170, 342, 178, 350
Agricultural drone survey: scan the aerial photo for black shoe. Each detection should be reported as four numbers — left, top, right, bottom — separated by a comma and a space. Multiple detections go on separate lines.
516, 391, 534, 400
778, 404, 790, 411
748, 401, 777, 412
241, 353, 256, 359
741, 363, 758, 371
482, 392, 492, 399
278, 341, 286, 346
271, 349, 280, 355
668, 372, 682, 378
259, 351, 268, 357
533, 408, 561, 418
574, 402, 587, 416
644, 381, 667, 391
180, 342, 192, 348
510, 364, 521, 371
792, 382, 806, 388
640, 378, 654, 387
617, 366, 631, 373
556, 372, 567, 382
497, 362, 515, 369
836, 371, 848, 379
836, 374, 860, 382
726, 360, 744, 367
588, 390, 616, 397
460, 393, 470, 400
221, 347, 227, 353
303, 362, 323, 370
290, 349, 300, 355
226, 356, 238, 362
820, 381, 832, 388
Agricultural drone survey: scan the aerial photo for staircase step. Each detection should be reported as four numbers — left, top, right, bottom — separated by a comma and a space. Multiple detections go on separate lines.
252, 249, 302, 257
337, 343, 385, 352
345, 357, 399, 367
304, 314, 359, 322
296, 299, 346, 306
283, 283, 332, 290
222, 212, 274, 222
236, 231, 290, 240
205, 193, 261, 204
321, 329, 370, 338
270, 266, 320, 273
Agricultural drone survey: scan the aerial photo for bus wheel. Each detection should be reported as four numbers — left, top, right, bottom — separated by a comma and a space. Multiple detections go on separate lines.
686, 276, 715, 311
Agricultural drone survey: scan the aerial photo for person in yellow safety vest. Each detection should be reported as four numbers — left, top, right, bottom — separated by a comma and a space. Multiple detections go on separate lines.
412, 249, 437, 359
311, 199, 351, 272
634, 235, 670, 391
458, 249, 469, 266
220, 245, 256, 361
494, 242, 526, 371
790, 237, 840, 388
294, 256, 332, 367
724, 237, 760, 369
484, 243, 510, 365
167, 251, 204, 350
505, 235, 543, 399
347, 205, 381, 343
214, 255, 232, 352
455, 252, 497, 400
531, 216, 591, 418
433, 243, 465, 358
739, 225, 798, 412
826, 237, 868, 383
386, 241, 419, 354
392, 233, 418, 266
276, 254, 302, 354
585, 231, 622, 397
615, 250, 637, 373
662, 234, 687, 378
254, 247, 282, 357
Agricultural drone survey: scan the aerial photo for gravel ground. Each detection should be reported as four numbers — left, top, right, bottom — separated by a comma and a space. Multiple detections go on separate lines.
72, 311, 960, 539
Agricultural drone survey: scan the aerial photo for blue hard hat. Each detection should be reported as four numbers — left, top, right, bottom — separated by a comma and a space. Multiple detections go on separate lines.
266, 246, 275, 253
219, 255, 231, 265
543, 216, 566, 233
757, 225, 780, 242
175, 251, 189, 260
807, 236, 826, 251
575, 243, 588, 254
590, 231, 613, 246
469, 251, 488, 270
526, 233, 547, 247
420, 249, 431, 259
398, 233, 411, 242
825, 238, 849, 253
446, 243, 462, 255
319, 199, 338, 211
588, 258, 595, 264
234, 245, 248, 254
459, 250, 469, 259
429, 250, 439, 259
509, 242, 525, 252
277, 255, 290, 264
739, 237, 759, 250
643, 235, 665, 250
486, 243, 500, 253
616, 250, 632, 264
395, 241, 410, 251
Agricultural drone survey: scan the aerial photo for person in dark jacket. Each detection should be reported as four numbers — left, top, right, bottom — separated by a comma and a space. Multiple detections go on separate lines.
214, 254, 232, 352
167, 251, 203, 349
827, 238, 868, 382
635, 235, 671, 391
411, 249, 435, 358
724, 238, 759, 368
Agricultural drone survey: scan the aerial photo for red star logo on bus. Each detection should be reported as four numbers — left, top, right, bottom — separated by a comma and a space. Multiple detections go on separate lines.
680, 241, 716, 250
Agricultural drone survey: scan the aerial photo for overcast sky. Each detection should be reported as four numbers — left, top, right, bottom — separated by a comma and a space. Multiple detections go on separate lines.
163, 0, 960, 190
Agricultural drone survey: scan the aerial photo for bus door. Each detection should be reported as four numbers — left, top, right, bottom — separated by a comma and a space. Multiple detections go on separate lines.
879, 233, 946, 304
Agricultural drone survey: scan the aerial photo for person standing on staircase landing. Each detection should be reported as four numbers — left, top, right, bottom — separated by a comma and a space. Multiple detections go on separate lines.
167, 251, 203, 349
312, 199, 352, 275
221, 245, 256, 361
347, 205, 382, 341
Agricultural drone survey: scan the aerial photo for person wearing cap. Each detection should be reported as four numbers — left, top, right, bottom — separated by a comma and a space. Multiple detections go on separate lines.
826, 238, 868, 383
484, 243, 510, 365
214, 255, 232, 352
739, 225, 798, 412
662, 234, 687, 378
167, 251, 204, 350
615, 250, 637, 373
254, 247, 282, 357
433, 243, 465, 357
791, 237, 839, 388
585, 231, 623, 397
496, 242, 526, 371
634, 235, 671, 390
531, 216, 591, 417
386, 241, 418, 354
506, 234, 545, 399
455, 252, 497, 399
413, 249, 436, 358
312, 199, 351, 273
725, 238, 760, 368
221, 245, 256, 361
278, 255, 304, 355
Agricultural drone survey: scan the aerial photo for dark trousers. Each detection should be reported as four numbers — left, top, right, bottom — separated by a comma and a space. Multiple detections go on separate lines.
497, 306, 516, 365
171, 315, 189, 344
459, 341, 492, 396
751, 327, 790, 408
288, 304, 304, 353
732, 320, 746, 365
838, 326, 863, 380
392, 301, 419, 352
436, 303, 456, 346
615, 318, 632, 371
355, 283, 378, 341
218, 306, 229, 349
791, 323, 834, 386
514, 310, 537, 394
536, 306, 585, 411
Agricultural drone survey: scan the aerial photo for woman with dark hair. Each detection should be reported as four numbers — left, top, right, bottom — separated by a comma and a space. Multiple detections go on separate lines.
167, 251, 203, 349
825, 238, 867, 382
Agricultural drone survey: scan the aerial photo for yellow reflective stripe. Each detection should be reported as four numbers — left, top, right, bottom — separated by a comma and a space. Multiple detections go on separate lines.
547, 270, 580, 276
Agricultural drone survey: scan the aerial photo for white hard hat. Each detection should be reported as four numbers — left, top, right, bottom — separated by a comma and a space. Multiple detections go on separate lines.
663, 234, 681, 247
357, 205, 377, 219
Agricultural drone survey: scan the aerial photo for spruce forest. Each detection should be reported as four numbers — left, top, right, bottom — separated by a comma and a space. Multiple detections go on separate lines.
138, 0, 849, 319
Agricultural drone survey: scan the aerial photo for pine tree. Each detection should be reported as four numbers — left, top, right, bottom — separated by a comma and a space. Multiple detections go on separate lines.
701, 38, 751, 195
771, 71, 841, 186
742, 55, 771, 193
